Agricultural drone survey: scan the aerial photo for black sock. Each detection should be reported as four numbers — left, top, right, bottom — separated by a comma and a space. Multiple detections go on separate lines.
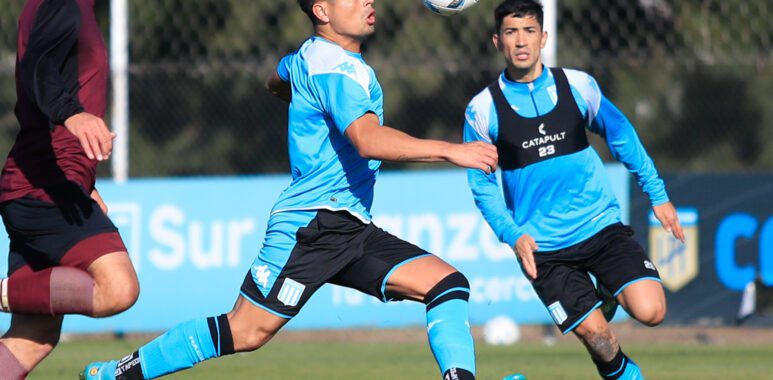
594, 349, 628, 379
443, 367, 475, 380
114, 351, 143, 380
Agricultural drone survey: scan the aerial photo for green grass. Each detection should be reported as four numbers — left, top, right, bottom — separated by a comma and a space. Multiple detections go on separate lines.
30, 339, 773, 380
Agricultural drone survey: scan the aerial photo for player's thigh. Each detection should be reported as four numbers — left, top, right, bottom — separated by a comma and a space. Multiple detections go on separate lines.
226, 296, 289, 352
240, 210, 364, 318
1, 191, 128, 276
384, 255, 458, 302
532, 260, 601, 334
329, 224, 439, 303
588, 225, 662, 303
617, 279, 666, 325
86, 250, 139, 308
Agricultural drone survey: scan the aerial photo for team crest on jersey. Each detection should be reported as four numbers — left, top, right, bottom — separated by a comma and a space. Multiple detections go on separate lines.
649, 209, 699, 292
547, 301, 568, 325
277, 278, 305, 307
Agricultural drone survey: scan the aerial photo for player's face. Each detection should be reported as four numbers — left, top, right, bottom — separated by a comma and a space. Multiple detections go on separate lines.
326, 0, 377, 41
492, 15, 547, 72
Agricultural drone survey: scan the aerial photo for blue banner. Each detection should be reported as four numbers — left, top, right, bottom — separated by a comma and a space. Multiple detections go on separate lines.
0, 166, 629, 332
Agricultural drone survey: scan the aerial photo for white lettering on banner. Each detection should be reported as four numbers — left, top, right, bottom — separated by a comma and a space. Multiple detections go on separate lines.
147, 204, 256, 271
189, 221, 224, 268
447, 214, 478, 261
407, 214, 444, 255
470, 276, 537, 303
227, 220, 255, 267
149, 205, 186, 270
332, 286, 365, 306
375, 212, 513, 262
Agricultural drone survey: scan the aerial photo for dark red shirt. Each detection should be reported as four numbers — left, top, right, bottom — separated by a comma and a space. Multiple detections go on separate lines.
0, 0, 107, 203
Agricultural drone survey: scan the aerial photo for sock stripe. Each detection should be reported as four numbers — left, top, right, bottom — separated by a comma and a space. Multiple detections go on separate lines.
427, 290, 470, 311
0, 279, 7, 311
216, 314, 235, 356
206, 316, 218, 357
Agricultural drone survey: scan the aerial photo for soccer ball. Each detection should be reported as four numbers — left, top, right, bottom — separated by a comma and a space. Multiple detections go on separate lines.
482, 315, 521, 345
423, 0, 480, 16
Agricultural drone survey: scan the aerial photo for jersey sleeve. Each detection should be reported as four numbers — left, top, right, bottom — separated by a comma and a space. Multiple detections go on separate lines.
276, 53, 294, 82
18, 0, 84, 127
464, 99, 521, 247
592, 96, 669, 205
311, 68, 375, 135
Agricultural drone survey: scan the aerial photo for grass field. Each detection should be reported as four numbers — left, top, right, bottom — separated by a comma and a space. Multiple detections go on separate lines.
28, 332, 773, 380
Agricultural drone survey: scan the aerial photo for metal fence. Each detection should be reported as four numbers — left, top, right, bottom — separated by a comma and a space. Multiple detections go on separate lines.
0, 0, 770, 178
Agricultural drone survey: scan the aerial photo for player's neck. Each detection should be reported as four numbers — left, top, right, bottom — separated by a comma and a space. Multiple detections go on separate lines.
506, 62, 544, 83
315, 29, 363, 54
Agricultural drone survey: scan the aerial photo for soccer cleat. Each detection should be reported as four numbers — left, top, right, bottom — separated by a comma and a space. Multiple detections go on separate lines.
80, 361, 118, 380
617, 358, 644, 380
501, 374, 527, 380
597, 283, 618, 322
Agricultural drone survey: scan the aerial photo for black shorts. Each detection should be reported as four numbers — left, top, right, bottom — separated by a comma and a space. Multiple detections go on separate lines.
530, 223, 661, 334
0, 188, 126, 276
240, 209, 431, 318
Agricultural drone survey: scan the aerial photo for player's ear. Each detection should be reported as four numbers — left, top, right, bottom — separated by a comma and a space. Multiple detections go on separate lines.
540, 30, 548, 49
312, 1, 330, 24
492, 33, 500, 51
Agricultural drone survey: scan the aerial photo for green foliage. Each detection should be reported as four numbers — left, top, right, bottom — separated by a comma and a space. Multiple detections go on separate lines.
0, 0, 770, 177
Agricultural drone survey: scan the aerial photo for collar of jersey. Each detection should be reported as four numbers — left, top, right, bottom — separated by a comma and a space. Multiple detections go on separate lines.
499, 65, 552, 94
310, 36, 364, 59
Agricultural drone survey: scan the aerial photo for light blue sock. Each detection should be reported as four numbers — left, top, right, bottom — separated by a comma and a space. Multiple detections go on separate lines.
137, 318, 218, 379
426, 297, 476, 376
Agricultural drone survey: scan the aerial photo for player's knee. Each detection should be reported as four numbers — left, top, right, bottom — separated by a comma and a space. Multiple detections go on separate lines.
93, 276, 139, 317
233, 324, 276, 352
635, 301, 666, 327
573, 315, 611, 341
423, 272, 470, 308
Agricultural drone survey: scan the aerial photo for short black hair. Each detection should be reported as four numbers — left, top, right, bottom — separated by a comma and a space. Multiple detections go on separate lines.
494, 0, 544, 34
298, 0, 321, 25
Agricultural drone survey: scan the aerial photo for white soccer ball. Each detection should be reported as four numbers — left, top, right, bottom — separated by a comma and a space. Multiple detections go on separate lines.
482, 315, 521, 345
423, 0, 480, 16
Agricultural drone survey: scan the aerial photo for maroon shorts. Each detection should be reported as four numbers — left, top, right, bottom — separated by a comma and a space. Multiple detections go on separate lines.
0, 189, 126, 276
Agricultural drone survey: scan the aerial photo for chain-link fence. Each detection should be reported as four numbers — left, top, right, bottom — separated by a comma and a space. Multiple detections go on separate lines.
0, 0, 771, 178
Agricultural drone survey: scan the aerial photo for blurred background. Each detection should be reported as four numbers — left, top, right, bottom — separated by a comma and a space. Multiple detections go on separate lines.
0, 0, 771, 378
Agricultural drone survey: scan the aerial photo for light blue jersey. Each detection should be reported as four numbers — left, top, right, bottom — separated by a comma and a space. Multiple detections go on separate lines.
273, 37, 384, 223
465, 67, 668, 251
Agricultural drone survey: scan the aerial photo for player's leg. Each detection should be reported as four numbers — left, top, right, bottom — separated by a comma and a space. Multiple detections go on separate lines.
0, 313, 63, 379
616, 280, 666, 327
572, 310, 643, 380
83, 295, 289, 380
82, 210, 324, 379
330, 223, 476, 380
586, 224, 663, 378
87, 250, 140, 317
0, 194, 137, 318
387, 256, 476, 380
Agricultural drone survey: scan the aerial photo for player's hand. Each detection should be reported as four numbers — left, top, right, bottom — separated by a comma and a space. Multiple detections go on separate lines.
64, 112, 116, 161
652, 201, 684, 243
90, 189, 108, 215
514, 234, 539, 280
446, 141, 498, 174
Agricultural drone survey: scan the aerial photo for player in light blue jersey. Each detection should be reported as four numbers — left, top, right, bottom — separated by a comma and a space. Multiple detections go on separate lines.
81, 1, 496, 379
465, 1, 685, 379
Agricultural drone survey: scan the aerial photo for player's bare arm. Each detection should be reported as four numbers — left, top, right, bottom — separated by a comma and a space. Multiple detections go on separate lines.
265, 71, 291, 103
346, 113, 499, 173
90, 189, 108, 215
514, 234, 538, 280
652, 201, 685, 242
64, 113, 116, 162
